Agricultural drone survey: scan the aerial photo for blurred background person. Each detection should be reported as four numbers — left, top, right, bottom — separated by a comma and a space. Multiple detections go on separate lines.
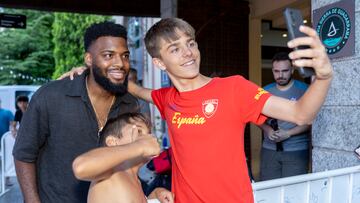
260, 52, 311, 181
11, 95, 29, 137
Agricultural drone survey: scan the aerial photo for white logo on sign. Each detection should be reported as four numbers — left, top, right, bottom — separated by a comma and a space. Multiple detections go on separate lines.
327, 22, 339, 37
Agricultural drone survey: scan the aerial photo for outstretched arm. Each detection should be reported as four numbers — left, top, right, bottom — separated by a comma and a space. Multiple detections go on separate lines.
262, 25, 333, 125
128, 80, 154, 103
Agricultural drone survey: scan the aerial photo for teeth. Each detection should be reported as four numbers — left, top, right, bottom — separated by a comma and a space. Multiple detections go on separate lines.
183, 60, 195, 66
108, 70, 125, 80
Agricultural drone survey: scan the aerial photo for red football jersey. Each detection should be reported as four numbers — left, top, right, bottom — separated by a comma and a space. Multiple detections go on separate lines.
152, 76, 271, 203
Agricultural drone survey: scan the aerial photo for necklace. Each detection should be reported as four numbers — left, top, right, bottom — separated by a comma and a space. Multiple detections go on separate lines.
86, 78, 115, 131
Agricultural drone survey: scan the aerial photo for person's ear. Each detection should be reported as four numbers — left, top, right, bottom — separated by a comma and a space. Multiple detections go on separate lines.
105, 135, 119, 146
152, 58, 166, 71
84, 52, 92, 68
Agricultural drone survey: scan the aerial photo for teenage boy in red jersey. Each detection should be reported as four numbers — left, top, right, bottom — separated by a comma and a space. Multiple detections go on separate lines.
64, 18, 333, 203
130, 18, 332, 203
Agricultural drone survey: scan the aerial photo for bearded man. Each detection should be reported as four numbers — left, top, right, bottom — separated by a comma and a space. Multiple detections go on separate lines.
259, 52, 311, 181
13, 22, 138, 203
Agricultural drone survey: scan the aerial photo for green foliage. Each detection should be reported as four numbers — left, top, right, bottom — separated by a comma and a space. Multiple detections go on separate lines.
0, 9, 112, 84
52, 13, 111, 79
0, 9, 54, 85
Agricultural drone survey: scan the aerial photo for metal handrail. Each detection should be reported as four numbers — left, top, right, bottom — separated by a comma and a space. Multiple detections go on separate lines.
252, 165, 360, 190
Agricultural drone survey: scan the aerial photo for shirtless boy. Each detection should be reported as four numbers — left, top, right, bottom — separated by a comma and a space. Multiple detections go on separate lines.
72, 112, 174, 203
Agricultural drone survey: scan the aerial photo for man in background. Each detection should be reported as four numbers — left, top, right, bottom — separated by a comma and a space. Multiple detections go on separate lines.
11, 95, 29, 137
260, 52, 311, 181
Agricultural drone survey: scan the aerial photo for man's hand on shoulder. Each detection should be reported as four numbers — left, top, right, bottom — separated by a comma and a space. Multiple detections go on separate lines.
57, 66, 87, 80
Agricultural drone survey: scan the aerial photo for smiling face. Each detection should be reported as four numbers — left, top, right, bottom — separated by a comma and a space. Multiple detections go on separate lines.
85, 36, 130, 94
153, 30, 201, 81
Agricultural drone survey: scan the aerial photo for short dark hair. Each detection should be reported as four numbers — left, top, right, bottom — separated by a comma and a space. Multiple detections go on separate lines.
272, 52, 291, 64
16, 95, 29, 103
144, 18, 195, 58
100, 112, 151, 146
84, 21, 127, 52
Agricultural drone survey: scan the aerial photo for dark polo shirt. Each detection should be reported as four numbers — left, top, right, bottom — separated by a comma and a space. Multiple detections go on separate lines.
13, 72, 138, 203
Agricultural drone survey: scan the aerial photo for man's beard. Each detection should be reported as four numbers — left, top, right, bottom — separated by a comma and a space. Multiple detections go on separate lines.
276, 76, 292, 86
92, 64, 128, 96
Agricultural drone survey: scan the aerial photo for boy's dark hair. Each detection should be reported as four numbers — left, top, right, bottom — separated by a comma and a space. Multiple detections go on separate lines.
272, 52, 291, 64
16, 95, 29, 103
84, 21, 127, 52
100, 112, 151, 146
144, 18, 195, 58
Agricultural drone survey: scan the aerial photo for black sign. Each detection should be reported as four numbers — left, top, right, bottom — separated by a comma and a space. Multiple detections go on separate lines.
313, 0, 354, 58
318, 8, 350, 55
0, 13, 26, 29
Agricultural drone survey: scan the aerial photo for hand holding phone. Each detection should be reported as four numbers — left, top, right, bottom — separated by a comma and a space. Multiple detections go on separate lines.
284, 8, 315, 78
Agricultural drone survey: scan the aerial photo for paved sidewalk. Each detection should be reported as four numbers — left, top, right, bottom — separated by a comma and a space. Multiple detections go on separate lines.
0, 177, 23, 203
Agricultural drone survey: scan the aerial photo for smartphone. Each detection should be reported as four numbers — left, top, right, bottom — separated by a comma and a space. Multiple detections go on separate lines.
355, 144, 360, 158
283, 8, 315, 78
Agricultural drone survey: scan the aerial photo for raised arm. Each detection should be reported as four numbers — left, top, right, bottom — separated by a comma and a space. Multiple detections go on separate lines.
262, 25, 333, 125
128, 80, 154, 103
72, 130, 160, 181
